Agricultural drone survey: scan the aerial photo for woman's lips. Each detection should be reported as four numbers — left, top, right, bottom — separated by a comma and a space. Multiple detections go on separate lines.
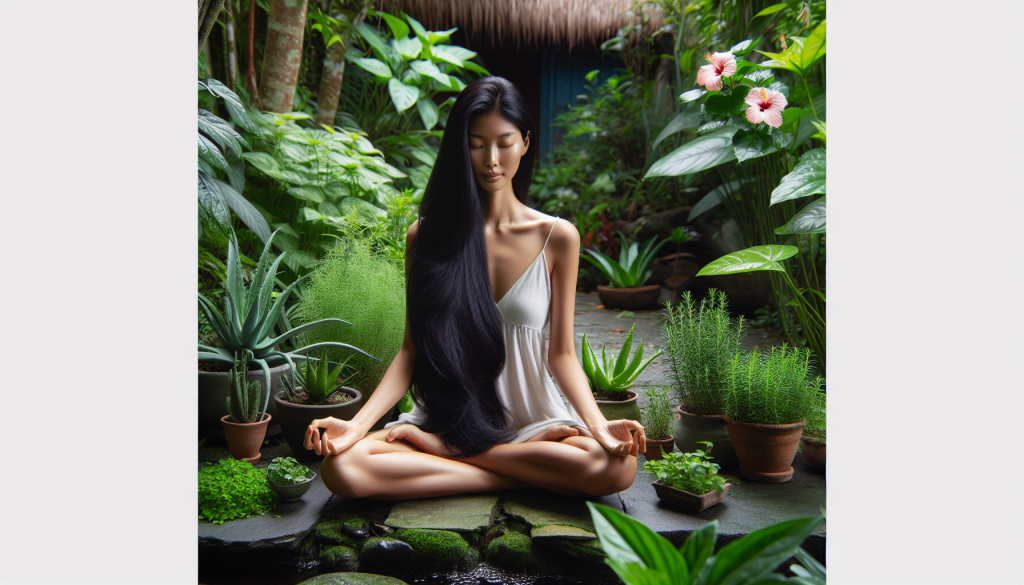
483, 173, 502, 183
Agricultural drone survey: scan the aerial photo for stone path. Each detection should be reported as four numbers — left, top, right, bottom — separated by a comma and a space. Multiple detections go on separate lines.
199, 290, 822, 584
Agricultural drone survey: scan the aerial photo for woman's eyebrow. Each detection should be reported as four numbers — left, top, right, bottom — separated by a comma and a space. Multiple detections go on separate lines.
468, 132, 516, 139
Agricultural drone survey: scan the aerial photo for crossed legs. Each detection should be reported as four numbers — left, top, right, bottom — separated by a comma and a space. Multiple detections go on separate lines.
320, 424, 637, 501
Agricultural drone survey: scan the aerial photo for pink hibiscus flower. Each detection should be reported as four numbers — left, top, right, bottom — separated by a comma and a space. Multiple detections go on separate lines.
696, 52, 736, 92
744, 87, 788, 127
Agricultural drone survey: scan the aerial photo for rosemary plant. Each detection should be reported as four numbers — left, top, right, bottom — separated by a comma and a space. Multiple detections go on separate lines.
226, 351, 265, 424
661, 289, 745, 415
804, 391, 826, 442
640, 384, 675, 440
724, 344, 823, 425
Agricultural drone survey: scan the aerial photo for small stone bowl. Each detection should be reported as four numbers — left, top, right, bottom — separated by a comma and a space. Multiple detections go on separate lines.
266, 470, 317, 502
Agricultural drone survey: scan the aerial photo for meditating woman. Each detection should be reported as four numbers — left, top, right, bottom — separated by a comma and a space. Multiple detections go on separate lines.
305, 76, 646, 500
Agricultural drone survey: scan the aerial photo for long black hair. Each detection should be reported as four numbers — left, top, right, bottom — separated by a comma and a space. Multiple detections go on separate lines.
406, 76, 537, 458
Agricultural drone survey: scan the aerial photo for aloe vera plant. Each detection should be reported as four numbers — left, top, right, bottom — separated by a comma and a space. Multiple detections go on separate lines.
281, 351, 357, 405
198, 228, 380, 419
581, 232, 670, 288
581, 323, 662, 396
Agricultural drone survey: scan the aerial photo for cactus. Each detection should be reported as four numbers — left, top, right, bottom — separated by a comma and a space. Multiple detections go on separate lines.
226, 351, 266, 423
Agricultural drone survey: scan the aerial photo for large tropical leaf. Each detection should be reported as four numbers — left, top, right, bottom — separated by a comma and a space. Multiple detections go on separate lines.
775, 196, 825, 235
688, 180, 748, 222
794, 92, 826, 147
696, 245, 799, 276
416, 97, 439, 130
771, 148, 825, 205
732, 129, 778, 163
211, 178, 272, 243
351, 57, 392, 79
586, 502, 689, 584
199, 133, 232, 175
387, 78, 419, 112
200, 78, 258, 133
198, 109, 245, 159
644, 127, 740, 178
703, 515, 824, 585
409, 59, 450, 86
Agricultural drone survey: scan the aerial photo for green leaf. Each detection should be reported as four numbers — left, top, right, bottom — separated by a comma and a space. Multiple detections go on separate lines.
586, 502, 688, 583
428, 28, 459, 45
338, 196, 387, 226
199, 133, 232, 175
743, 70, 774, 86
461, 60, 491, 76
613, 324, 636, 375
794, 92, 826, 147
286, 186, 325, 204
704, 515, 824, 585
696, 245, 798, 277
779, 107, 811, 132
730, 38, 756, 55
652, 109, 702, 152
767, 81, 790, 98
606, 561, 675, 585
679, 521, 717, 578
679, 88, 707, 103
440, 45, 476, 61
351, 57, 392, 79
732, 129, 777, 163
644, 127, 739, 178
688, 179, 748, 222
387, 78, 419, 112
753, 3, 787, 19
732, 61, 759, 78
377, 11, 410, 39
212, 178, 271, 243
393, 36, 423, 60
409, 59, 450, 85
771, 148, 825, 204
416, 98, 439, 130
354, 22, 392, 62
704, 86, 749, 116
430, 46, 463, 67
796, 21, 826, 73
775, 196, 825, 235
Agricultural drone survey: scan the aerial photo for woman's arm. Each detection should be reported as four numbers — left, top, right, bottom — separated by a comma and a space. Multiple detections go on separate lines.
349, 219, 420, 434
546, 219, 644, 457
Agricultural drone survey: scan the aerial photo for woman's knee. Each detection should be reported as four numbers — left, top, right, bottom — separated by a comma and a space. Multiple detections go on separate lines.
320, 438, 376, 499
584, 451, 638, 496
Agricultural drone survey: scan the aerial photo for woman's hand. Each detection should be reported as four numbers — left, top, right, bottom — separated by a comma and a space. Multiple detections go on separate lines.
304, 417, 364, 456
589, 419, 646, 457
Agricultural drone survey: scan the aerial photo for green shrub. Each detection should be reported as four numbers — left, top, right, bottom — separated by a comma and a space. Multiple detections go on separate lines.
640, 384, 674, 440
198, 458, 277, 524
724, 344, 823, 425
661, 289, 745, 416
643, 441, 726, 495
804, 391, 826, 442
297, 235, 405, 395
266, 456, 314, 486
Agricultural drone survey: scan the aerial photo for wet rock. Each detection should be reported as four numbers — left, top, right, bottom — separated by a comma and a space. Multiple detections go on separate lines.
315, 519, 364, 549
484, 531, 540, 573
537, 537, 607, 563
359, 538, 415, 571
342, 521, 371, 539
530, 524, 596, 541
392, 528, 471, 572
298, 573, 409, 585
384, 494, 500, 532
501, 490, 595, 533
320, 545, 359, 572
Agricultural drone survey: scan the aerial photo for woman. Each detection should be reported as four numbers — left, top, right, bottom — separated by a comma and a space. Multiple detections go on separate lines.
305, 76, 646, 501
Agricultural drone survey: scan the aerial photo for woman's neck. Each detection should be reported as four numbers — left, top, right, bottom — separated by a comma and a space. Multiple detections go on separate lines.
482, 184, 527, 230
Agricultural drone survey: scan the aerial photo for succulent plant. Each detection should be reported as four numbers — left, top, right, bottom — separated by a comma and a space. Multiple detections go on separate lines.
581, 323, 662, 395
226, 350, 265, 423
198, 228, 379, 418
581, 232, 670, 288
281, 351, 357, 405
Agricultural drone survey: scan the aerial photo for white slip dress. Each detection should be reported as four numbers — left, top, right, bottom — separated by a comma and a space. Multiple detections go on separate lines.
384, 215, 588, 443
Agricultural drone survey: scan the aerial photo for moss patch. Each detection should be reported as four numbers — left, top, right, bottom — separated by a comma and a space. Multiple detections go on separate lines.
392, 528, 470, 571
315, 519, 364, 549
359, 537, 414, 571
484, 531, 540, 572
554, 538, 607, 563
321, 545, 359, 572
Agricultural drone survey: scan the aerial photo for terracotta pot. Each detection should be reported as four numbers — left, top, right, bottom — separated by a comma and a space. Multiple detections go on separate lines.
644, 436, 675, 460
199, 362, 290, 437
594, 390, 642, 424
273, 388, 364, 461
724, 416, 804, 483
673, 406, 739, 469
652, 482, 731, 512
220, 413, 271, 464
597, 284, 662, 311
801, 436, 826, 472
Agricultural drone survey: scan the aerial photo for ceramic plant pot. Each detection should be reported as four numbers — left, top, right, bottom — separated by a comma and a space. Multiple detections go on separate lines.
652, 482, 731, 512
597, 284, 662, 311
724, 416, 805, 483
221, 413, 271, 464
594, 390, 642, 424
199, 362, 290, 437
644, 436, 675, 460
274, 388, 364, 461
801, 436, 826, 472
267, 470, 317, 502
673, 406, 739, 469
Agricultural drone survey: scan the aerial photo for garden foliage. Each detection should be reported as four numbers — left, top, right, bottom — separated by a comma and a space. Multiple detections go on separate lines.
581, 323, 661, 396
640, 384, 675, 441
267, 457, 314, 486
724, 344, 823, 425
198, 458, 277, 524
643, 441, 726, 496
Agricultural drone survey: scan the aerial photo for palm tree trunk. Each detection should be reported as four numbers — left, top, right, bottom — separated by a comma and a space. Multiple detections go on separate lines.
246, 0, 263, 110
199, 0, 226, 54
313, 4, 370, 127
259, 0, 309, 113
224, 0, 240, 90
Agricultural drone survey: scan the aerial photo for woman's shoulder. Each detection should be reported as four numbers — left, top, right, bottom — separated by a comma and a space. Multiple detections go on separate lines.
544, 214, 580, 254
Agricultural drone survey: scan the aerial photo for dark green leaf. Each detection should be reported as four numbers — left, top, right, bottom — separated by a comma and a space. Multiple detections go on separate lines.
586, 502, 688, 583
212, 178, 271, 243
743, 70, 774, 86
771, 148, 825, 204
779, 108, 811, 133
680, 522, 717, 579
730, 39, 756, 55
651, 107, 702, 151
688, 179, 747, 222
705, 86, 750, 116
644, 127, 740, 178
704, 515, 823, 585
679, 88, 707, 103
753, 3, 787, 18
767, 81, 789, 98
775, 196, 825, 235
732, 129, 777, 163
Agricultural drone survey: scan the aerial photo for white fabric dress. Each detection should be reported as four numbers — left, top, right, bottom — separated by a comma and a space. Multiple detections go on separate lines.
385, 215, 588, 443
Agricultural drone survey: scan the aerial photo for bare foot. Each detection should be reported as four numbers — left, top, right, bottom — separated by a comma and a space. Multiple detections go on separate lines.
525, 424, 582, 443
384, 424, 459, 457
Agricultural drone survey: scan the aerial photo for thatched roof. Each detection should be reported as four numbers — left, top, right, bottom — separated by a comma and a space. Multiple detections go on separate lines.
380, 0, 666, 52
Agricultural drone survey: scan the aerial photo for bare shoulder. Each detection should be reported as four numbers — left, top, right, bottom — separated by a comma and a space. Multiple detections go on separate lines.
548, 216, 580, 259
406, 218, 421, 245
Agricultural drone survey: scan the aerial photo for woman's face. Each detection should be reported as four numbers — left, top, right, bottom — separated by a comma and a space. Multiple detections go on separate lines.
468, 109, 530, 194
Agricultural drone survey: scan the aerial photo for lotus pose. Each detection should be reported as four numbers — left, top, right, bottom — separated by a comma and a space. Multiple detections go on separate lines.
306, 76, 645, 500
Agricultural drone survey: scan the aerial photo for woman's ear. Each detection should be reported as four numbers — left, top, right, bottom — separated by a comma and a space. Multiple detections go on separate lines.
522, 131, 530, 156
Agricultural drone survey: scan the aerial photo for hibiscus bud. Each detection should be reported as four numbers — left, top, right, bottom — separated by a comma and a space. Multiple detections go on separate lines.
779, 34, 787, 51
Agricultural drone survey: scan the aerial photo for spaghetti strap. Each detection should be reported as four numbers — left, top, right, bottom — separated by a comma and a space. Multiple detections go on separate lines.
542, 217, 559, 251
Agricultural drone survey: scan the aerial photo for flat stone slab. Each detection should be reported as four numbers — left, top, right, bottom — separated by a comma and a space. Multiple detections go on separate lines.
530, 524, 596, 540
298, 573, 409, 585
384, 494, 500, 532
501, 489, 597, 532
199, 460, 334, 551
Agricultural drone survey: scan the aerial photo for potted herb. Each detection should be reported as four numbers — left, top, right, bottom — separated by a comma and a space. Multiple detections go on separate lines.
221, 351, 271, 464
661, 290, 743, 468
581, 323, 662, 423
265, 456, 317, 502
643, 441, 730, 511
581, 231, 671, 310
639, 384, 675, 460
198, 228, 379, 436
801, 390, 826, 472
275, 351, 365, 461
723, 345, 823, 483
